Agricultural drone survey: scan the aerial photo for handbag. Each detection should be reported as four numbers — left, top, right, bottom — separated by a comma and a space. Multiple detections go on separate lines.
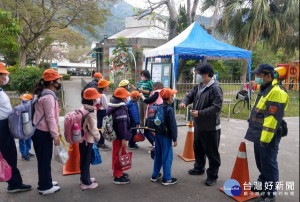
118, 147, 132, 171
0, 152, 12, 182
91, 142, 102, 165
134, 130, 145, 142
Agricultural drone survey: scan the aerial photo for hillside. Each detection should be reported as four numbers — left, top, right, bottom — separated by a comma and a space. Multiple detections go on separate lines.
79, 1, 213, 44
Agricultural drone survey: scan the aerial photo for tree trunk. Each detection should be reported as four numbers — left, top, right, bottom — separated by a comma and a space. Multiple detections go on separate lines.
167, 0, 178, 40
208, 0, 220, 29
19, 48, 27, 68
176, 59, 188, 82
191, 0, 200, 23
187, 0, 191, 25
240, 41, 255, 85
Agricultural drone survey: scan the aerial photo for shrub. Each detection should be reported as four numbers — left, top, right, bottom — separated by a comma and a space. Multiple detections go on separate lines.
9, 66, 43, 94
109, 82, 115, 90
60, 74, 70, 80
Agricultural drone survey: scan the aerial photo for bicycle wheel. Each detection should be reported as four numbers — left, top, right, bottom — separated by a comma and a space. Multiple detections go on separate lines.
233, 100, 246, 114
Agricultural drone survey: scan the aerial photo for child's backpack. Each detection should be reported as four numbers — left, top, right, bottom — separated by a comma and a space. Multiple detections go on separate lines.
8, 91, 56, 140
102, 115, 116, 142
145, 104, 166, 134
64, 109, 93, 144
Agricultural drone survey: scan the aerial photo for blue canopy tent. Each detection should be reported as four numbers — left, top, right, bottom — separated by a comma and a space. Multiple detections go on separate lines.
144, 22, 252, 91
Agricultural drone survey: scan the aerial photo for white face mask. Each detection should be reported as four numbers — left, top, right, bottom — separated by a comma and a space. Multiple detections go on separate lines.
141, 76, 146, 81
0, 75, 9, 85
196, 74, 203, 83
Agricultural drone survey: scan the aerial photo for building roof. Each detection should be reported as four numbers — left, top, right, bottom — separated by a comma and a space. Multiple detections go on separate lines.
108, 26, 168, 40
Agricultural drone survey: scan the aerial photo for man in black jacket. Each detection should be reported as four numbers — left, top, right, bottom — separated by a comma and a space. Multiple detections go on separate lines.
179, 63, 223, 186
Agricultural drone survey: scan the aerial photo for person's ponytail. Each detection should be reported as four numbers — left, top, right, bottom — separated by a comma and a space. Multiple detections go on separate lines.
33, 78, 45, 96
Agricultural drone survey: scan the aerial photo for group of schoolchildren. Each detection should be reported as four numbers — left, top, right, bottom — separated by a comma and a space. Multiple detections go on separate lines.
0, 64, 178, 196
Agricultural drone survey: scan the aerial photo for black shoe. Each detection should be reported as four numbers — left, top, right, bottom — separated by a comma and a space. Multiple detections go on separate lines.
251, 185, 264, 193
129, 144, 139, 150
255, 195, 276, 202
21, 154, 30, 161
27, 152, 35, 158
151, 173, 162, 182
123, 173, 129, 178
162, 178, 177, 186
205, 178, 217, 186
113, 176, 131, 185
188, 168, 204, 175
7, 184, 32, 193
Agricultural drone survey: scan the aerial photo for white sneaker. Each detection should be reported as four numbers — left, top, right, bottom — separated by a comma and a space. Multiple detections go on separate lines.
39, 186, 60, 195
37, 181, 58, 190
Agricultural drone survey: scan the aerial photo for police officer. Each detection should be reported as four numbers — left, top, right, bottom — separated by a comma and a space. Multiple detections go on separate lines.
245, 64, 289, 202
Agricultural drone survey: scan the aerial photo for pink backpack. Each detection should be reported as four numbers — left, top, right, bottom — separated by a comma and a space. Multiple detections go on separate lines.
64, 109, 93, 144
0, 152, 12, 182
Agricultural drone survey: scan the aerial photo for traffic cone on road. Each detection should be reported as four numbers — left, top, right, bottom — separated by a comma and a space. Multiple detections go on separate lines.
178, 120, 195, 162
220, 142, 258, 201
63, 143, 81, 175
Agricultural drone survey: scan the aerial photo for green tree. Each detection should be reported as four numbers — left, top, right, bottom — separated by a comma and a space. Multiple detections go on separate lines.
0, 0, 117, 68
0, 9, 20, 65
210, 0, 299, 83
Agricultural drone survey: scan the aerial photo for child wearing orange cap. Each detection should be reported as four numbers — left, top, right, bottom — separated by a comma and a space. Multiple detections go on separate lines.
18, 94, 35, 161
150, 88, 178, 186
96, 79, 111, 150
79, 88, 102, 190
32, 69, 62, 195
126, 91, 140, 149
0, 62, 32, 193
106, 88, 132, 184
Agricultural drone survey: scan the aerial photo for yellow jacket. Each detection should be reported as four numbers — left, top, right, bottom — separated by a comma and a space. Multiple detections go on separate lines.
245, 79, 289, 143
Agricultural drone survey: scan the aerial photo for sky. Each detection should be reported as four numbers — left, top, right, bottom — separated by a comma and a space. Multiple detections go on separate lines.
124, 0, 214, 17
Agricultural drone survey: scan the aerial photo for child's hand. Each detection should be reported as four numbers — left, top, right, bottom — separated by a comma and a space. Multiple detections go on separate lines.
173, 141, 177, 147
121, 139, 127, 147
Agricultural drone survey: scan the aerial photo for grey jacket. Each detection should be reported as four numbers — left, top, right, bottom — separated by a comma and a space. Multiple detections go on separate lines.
182, 78, 223, 132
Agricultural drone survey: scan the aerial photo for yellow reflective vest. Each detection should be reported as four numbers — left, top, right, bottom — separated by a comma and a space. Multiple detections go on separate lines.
245, 79, 289, 143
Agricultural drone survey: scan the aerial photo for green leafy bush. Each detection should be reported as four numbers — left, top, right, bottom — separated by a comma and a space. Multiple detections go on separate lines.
60, 74, 70, 80
9, 66, 43, 94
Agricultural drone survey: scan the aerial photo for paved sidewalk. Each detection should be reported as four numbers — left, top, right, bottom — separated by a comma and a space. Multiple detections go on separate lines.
0, 78, 298, 202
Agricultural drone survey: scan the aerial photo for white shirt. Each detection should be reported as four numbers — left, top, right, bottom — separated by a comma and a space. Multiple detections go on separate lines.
0, 88, 12, 120
99, 94, 108, 110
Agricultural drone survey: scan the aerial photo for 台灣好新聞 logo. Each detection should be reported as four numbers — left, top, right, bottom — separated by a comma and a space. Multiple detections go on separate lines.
223, 179, 242, 196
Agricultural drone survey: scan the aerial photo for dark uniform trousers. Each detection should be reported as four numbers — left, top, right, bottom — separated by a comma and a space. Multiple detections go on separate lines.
194, 129, 221, 180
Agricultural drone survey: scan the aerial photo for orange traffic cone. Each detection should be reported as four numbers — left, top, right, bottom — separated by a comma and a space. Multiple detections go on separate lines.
63, 143, 81, 175
178, 120, 195, 161
220, 142, 258, 201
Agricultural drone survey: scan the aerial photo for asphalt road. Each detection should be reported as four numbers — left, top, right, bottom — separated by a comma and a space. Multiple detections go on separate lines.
0, 78, 298, 202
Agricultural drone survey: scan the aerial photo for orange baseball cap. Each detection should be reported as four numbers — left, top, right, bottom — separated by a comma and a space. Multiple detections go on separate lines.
19, 93, 33, 101
130, 91, 140, 98
114, 87, 130, 99
83, 88, 102, 100
43, 69, 62, 81
0, 62, 9, 74
94, 72, 103, 78
98, 79, 110, 88
160, 88, 178, 98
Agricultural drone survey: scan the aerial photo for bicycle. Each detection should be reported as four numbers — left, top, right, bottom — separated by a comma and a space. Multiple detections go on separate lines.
232, 90, 251, 114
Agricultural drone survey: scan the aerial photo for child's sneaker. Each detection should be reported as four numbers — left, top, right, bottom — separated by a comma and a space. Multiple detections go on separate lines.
21, 154, 30, 161
162, 178, 177, 186
79, 178, 96, 185
113, 176, 131, 185
38, 186, 60, 195
150, 173, 162, 182
123, 173, 129, 178
80, 182, 98, 190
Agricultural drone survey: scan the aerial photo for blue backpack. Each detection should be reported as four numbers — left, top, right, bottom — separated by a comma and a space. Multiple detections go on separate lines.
8, 91, 56, 140
145, 104, 166, 134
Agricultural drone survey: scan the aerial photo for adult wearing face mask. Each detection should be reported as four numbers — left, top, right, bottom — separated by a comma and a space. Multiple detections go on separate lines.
245, 64, 289, 202
0, 63, 32, 193
131, 70, 153, 128
32, 69, 62, 195
179, 63, 223, 186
